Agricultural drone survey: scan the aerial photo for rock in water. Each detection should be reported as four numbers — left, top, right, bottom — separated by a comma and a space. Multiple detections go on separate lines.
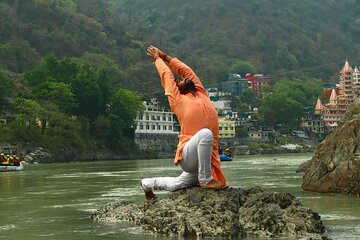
91, 187, 328, 239
302, 119, 360, 195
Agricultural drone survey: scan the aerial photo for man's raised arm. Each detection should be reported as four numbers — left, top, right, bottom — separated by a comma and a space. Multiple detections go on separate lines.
151, 46, 206, 95
146, 45, 181, 108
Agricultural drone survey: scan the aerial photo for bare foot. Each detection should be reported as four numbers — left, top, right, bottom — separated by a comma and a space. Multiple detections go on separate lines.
200, 179, 224, 190
140, 181, 158, 202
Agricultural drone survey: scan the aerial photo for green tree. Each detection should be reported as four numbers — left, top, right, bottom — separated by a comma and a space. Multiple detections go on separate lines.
107, 89, 143, 144
273, 80, 307, 105
236, 127, 248, 138
24, 54, 79, 86
258, 94, 303, 130
38, 102, 74, 135
32, 81, 77, 114
71, 64, 106, 131
14, 98, 44, 130
23, 54, 56, 86
225, 95, 249, 113
272, 79, 324, 108
228, 59, 257, 76
0, 71, 15, 113
239, 89, 260, 107
0, 38, 39, 73
79, 52, 125, 87
258, 84, 270, 99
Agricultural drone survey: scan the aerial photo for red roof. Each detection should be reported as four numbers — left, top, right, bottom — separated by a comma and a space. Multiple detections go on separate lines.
321, 89, 340, 97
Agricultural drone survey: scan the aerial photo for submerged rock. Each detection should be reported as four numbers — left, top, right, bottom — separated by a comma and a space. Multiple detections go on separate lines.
302, 118, 360, 195
91, 186, 328, 239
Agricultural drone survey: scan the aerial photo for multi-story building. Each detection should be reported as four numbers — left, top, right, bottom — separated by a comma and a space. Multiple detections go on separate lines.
313, 99, 325, 134
218, 118, 236, 138
353, 66, 360, 94
221, 73, 250, 96
207, 88, 237, 138
301, 103, 324, 136
134, 98, 179, 158
245, 73, 271, 97
207, 88, 233, 118
316, 60, 359, 131
222, 72, 271, 97
135, 98, 179, 134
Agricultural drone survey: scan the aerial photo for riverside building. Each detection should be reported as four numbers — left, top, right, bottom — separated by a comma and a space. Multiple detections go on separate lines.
316, 60, 360, 131
135, 98, 179, 134
207, 88, 236, 139
134, 99, 179, 158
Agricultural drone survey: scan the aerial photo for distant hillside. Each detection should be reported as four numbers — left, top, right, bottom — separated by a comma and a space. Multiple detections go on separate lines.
1, 0, 360, 94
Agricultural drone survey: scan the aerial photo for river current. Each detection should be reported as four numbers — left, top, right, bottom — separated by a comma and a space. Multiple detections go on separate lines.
0, 153, 359, 239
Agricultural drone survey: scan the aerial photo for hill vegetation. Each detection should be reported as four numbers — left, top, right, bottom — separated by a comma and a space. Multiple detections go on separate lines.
1, 0, 359, 157
2, 0, 360, 90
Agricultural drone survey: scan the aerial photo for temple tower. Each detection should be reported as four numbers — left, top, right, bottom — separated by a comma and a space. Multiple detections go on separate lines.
322, 60, 358, 131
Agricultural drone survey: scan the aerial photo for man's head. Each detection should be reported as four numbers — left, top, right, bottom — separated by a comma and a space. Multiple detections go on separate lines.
175, 76, 195, 94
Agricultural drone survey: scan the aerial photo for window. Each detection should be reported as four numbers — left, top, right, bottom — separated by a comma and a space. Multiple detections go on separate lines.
152, 125, 155, 130
163, 126, 167, 130
140, 125, 144, 130
157, 125, 161, 130
169, 126, 172, 130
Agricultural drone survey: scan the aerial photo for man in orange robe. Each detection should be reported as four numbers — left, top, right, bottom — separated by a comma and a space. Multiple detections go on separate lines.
141, 46, 227, 201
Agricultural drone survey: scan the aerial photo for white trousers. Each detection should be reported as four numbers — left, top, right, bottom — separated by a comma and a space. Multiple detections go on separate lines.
141, 128, 214, 192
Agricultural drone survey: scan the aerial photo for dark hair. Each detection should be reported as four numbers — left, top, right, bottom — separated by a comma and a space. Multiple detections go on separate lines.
179, 79, 195, 94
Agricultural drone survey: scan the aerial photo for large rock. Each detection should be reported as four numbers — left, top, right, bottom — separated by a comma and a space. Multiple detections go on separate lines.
302, 100, 360, 195
91, 187, 328, 239
24, 147, 52, 163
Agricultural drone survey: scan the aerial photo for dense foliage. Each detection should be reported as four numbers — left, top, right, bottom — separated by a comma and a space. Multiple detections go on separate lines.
0, 55, 144, 154
258, 79, 323, 129
1, 0, 360, 91
1, 0, 359, 153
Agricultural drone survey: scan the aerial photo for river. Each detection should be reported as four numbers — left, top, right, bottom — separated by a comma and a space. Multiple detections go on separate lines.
0, 153, 359, 239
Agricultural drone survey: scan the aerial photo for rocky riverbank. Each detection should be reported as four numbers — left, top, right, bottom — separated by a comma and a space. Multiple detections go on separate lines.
302, 98, 360, 195
91, 186, 329, 239
18, 142, 314, 164
20, 146, 154, 163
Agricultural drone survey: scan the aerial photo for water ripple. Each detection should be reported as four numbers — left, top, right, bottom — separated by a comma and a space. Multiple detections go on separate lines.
0, 224, 16, 231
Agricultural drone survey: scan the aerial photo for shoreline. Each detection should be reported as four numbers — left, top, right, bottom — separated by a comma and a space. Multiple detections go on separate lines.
23, 146, 314, 164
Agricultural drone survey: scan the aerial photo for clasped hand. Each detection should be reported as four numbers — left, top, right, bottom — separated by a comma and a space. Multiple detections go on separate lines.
147, 45, 160, 60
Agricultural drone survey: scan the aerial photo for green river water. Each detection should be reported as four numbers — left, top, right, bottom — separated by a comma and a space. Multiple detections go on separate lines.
0, 153, 359, 239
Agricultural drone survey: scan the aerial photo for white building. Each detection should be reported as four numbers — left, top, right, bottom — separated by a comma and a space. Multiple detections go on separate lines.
353, 66, 360, 94
135, 99, 179, 134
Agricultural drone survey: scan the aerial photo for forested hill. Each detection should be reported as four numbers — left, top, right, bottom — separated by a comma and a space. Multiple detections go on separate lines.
1, 0, 360, 93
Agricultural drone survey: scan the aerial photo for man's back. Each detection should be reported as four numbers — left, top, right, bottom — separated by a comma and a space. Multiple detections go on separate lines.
175, 92, 219, 140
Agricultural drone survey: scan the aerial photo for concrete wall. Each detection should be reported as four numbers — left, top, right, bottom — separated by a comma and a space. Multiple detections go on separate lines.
135, 133, 178, 159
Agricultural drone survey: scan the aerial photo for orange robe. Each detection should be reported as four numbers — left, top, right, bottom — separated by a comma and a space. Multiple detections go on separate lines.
154, 57, 227, 186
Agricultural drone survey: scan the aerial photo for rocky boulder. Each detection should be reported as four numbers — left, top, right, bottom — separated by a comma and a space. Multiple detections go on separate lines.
302, 99, 360, 195
91, 187, 328, 239
23, 147, 52, 163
